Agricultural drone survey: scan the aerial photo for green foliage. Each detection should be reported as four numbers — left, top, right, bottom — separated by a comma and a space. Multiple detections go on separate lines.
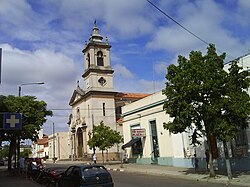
0, 95, 52, 169
215, 61, 250, 142
163, 44, 250, 145
0, 145, 9, 158
20, 147, 32, 158
88, 121, 123, 151
0, 95, 52, 141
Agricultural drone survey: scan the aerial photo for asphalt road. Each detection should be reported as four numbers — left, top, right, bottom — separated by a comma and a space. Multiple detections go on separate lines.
110, 171, 241, 187
46, 163, 242, 187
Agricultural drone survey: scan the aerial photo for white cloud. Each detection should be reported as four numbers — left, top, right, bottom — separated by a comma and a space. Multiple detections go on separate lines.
0, 0, 47, 41
0, 43, 79, 133
154, 61, 168, 75
102, 0, 155, 38
237, 0, 250, 26
113, 64, 134, 79
137, 79, 165, 93
146, 0, 250, 60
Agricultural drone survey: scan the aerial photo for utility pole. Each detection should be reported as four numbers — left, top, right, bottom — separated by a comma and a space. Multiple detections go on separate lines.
91, 114, 96, 154
53, 122, 55, 163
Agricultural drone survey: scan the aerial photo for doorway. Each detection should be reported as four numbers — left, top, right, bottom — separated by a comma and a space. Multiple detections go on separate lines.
77, 128, 83, 158
150, 120, 159, 164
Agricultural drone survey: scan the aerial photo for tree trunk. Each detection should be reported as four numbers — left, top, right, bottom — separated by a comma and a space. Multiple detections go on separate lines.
106, 149, 109, 163
102, 150, 104, 165
205, 129, 216, 177
208, 148, 215, 177
17, 137, 20, 170
8, 136, 15, 170
223, 141, 232, 180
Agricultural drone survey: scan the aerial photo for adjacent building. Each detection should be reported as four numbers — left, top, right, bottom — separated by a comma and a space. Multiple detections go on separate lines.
48, 132, 70, 161
122, 91, 200, 168
32, 130, 48, 158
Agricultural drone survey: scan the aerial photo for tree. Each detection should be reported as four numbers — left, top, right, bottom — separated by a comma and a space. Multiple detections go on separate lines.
0, 95, 52, 170
20, 147, 32, 158
0, 145, 10, 158
88, 121, 123, 164
214, 61, 250, 179
162, 44, 250, 178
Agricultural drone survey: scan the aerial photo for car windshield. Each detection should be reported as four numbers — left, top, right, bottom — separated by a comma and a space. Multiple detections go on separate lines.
82, 166, 107, 176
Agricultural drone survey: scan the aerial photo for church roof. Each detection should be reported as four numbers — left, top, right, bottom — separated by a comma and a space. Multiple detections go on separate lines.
115, 92, 151, 100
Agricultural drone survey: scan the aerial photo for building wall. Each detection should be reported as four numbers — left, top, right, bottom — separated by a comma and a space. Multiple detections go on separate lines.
70, 94, 117, 158
84, 96, 116, 130
48, 132, 70, 161
122, 91, 196, 168
84, 72, 114, 92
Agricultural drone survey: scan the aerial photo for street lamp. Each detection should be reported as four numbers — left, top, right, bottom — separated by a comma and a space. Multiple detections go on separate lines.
18, 82, 44, 97
16, 81, 44, 169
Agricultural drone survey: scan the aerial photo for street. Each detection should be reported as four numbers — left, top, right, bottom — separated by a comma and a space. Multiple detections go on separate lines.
110, 171, 241, 187
45, 163, 242, 187
0, 163, 245, 187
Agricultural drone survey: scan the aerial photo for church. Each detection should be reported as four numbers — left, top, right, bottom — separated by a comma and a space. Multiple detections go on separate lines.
68, 22, 149, 161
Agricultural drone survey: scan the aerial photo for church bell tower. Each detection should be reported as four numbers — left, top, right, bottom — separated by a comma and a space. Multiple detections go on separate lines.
82, 21, 114, 92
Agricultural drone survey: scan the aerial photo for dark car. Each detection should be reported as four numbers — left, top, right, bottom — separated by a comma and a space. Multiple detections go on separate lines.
0, 158, 4, 166
58, 165, 114, 187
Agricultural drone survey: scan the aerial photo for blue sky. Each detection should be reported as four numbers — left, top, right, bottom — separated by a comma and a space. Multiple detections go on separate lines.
1, 0, 250, 134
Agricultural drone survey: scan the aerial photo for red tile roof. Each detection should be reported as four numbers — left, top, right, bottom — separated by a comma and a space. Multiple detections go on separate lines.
36, 137, 48, 145
115, 92, 151, 99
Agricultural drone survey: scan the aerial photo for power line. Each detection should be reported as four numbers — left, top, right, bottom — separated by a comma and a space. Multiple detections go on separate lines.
146, 0, 235, 60
147, 0, 209, 46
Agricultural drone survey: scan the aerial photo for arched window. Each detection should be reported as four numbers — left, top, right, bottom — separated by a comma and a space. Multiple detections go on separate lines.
97, 51, 104, 66
87, 53, 90, 68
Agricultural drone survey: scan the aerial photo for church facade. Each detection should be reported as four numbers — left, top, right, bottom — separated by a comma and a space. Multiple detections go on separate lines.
68, 22, 149, 161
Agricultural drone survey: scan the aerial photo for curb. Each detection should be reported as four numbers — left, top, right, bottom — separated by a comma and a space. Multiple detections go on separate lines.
107, 168, 124, 172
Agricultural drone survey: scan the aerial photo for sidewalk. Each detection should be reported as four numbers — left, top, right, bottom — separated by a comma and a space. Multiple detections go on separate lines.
53, 160, 250, 186
0, 167, 41, 187
106, 163, 250, 186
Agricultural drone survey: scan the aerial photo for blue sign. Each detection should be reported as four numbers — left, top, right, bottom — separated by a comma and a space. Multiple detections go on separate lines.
3, 113, 22, 130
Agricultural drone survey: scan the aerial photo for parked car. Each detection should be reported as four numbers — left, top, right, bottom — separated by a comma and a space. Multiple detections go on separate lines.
58, 165, 114, 187
0, 158, 4, 166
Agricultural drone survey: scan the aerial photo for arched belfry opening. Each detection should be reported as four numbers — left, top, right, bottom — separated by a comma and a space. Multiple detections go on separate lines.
87, 53, 90, 68
97, 51, 104, 66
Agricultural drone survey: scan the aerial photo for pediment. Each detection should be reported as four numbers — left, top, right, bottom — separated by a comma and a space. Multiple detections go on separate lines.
69, 86, 85, 106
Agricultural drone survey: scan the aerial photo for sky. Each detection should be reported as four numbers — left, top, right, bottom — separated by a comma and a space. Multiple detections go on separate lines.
0, 0, 250, 135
